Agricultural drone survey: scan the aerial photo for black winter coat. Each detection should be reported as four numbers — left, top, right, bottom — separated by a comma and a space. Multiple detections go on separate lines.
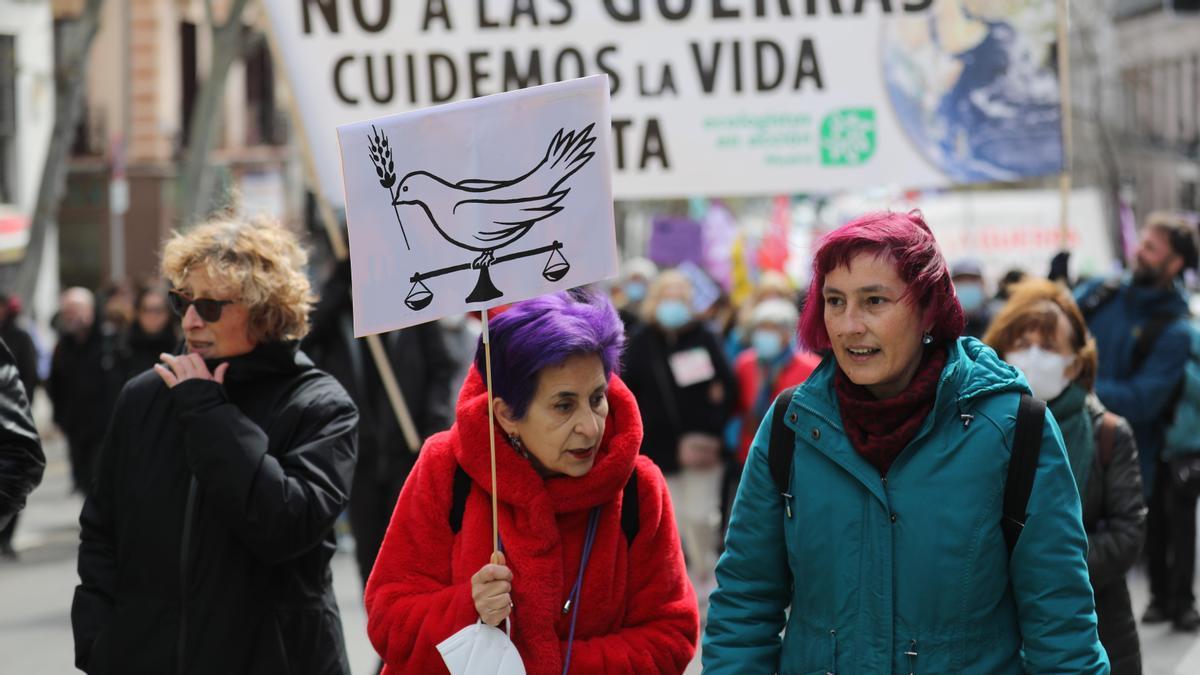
622, 321, 736, 475
72, 342, 358, 675
123, 324, 180, 384
303, 260, 454, 466
48, 325, 124, 445
0, 338, 44, 530
1083, 395, 1146, 675
1, 319, 39, 396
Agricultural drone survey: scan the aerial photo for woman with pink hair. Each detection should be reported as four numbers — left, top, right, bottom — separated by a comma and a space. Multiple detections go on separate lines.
704, 211, 1107, 673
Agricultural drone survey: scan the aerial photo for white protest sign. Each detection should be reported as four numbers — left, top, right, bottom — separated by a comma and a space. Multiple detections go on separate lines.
337, 75, 617, 336
263, 1, 1063, 202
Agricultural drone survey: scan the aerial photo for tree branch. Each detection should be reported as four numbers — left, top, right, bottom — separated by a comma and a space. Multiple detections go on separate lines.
223, 0, 253, 29
178, 0, 259, 227
17, 0, 108, 300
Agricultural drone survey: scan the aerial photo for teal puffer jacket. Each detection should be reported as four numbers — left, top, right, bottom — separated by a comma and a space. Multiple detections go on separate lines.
703, 338, 1108, 674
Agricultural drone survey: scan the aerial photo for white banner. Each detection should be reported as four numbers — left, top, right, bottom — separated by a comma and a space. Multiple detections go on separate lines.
338, 76, 618, 336
820, 188, 1116, 285
264, 0, 1064, 203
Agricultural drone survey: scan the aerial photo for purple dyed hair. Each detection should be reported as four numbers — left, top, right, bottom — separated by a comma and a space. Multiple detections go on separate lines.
797, 211, 965, 352
473, 289, 625, 420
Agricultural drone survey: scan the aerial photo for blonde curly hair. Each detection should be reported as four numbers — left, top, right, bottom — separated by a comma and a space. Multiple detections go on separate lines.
161, 217, 314, 343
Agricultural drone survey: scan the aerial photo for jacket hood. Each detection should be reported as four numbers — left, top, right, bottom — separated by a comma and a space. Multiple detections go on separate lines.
202, 340, 313, 384
943, 336, 1029, 405
800, 337, 1029, 416
450, 367, 642, 515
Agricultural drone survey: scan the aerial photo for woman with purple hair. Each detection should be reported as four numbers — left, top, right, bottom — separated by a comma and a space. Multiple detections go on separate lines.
703, 212, 1107, 673
365, 290, 700, 674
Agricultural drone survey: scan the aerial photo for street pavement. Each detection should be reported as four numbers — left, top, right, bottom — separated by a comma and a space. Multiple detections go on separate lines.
2, 402, 1197, 674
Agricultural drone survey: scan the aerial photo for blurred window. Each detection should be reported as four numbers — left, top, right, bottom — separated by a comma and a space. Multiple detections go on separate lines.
1115, 0, 1164, 19
1122, 68, 1136, 133
0, 34, 14, 204
180, 22, 197, 147
1193, 53, 1200, 144
243, 33, 279, 146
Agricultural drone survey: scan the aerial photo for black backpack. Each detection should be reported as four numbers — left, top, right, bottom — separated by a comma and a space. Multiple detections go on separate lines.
766, 387, 1045, 557
448, 464, 642, 546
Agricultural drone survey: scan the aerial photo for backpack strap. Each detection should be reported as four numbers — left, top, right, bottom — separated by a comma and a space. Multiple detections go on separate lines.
1078, 277, 1122, 319
1002, 394, 1046, 557
449, 464, 472, 534
621, 467, 640, 546
768, 386, 799, 518
1130, 314, 1179, 374
1096, 412, 1118, 468
448, 462, 642, 546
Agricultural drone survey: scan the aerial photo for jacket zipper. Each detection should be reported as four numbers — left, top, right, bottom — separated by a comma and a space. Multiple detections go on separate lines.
826, 628, 838, 674
906, 638, 919, 675
177, 477, 198, 675
794, 401, 841, 436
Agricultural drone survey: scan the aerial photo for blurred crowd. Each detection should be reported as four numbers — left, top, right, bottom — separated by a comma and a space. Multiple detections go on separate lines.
2, 209, 1200, 674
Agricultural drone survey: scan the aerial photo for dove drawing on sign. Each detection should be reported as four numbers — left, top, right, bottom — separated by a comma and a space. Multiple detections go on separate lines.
381, 124, 597, 271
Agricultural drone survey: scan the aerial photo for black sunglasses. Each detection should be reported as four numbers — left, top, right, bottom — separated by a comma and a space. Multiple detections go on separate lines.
168, 291, 233, 323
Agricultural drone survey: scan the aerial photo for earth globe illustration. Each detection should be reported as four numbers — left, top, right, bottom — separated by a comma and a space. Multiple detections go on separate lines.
883, 0, 1063, 183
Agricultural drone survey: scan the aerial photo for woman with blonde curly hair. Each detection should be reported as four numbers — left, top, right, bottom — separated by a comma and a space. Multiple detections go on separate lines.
985, 278, 1146, 674
72, 217, 359, 674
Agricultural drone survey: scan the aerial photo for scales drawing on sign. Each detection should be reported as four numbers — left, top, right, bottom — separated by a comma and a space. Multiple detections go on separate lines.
366, 124, 593, 310
339, 75, 618, 336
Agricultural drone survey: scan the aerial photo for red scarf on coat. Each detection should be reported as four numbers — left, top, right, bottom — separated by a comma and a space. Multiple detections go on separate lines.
834, 347, 947, 476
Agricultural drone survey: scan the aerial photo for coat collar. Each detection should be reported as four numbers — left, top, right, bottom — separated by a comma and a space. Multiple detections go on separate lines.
1119, 273, 1189, 318
202, 340, 311, 384
784, 338, 1026, 501
450, 368, 642, 515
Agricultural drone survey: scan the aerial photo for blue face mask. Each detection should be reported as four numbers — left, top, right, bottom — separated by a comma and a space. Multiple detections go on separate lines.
752, 328, 786, 361
624, 281, 647, 303
655, 300, 691, 330
956, 283, 985, 314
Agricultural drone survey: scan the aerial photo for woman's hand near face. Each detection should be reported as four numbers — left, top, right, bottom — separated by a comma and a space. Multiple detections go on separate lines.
471, 551, 513, 627
154, 353, 229, 388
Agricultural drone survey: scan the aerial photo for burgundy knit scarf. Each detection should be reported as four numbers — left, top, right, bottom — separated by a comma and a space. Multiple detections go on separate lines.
834, 347, 948, 476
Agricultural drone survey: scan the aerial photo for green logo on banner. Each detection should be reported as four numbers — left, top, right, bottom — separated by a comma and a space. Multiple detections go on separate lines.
820, 109, 876, 166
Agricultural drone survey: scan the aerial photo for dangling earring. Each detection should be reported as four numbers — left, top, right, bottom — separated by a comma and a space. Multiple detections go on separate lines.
507, 433, 529, 459
922, 331, 933, 345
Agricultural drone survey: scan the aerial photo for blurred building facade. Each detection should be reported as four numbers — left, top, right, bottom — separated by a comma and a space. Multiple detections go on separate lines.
12, 0, 1198, 296
51, 0, 304, 289
1064, 0, 1198, 266
1113, 0, 1200, 216
0, 0, 55, 270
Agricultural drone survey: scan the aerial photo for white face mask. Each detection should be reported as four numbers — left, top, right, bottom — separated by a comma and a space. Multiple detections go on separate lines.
1006, 346, 1074, 401
437, 620, 527, 675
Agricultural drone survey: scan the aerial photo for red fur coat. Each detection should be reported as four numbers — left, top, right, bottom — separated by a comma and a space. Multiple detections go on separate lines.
365, 369, 699, 674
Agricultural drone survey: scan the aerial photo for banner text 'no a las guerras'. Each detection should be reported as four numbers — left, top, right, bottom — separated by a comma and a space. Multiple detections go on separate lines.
264, 0, 1064, 202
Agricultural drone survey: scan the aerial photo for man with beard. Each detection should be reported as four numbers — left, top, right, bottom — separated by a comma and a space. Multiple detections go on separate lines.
1077, 211, 1200, 632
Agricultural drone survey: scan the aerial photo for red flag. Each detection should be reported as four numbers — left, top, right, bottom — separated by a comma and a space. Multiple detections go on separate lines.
757, 196, 791, 273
